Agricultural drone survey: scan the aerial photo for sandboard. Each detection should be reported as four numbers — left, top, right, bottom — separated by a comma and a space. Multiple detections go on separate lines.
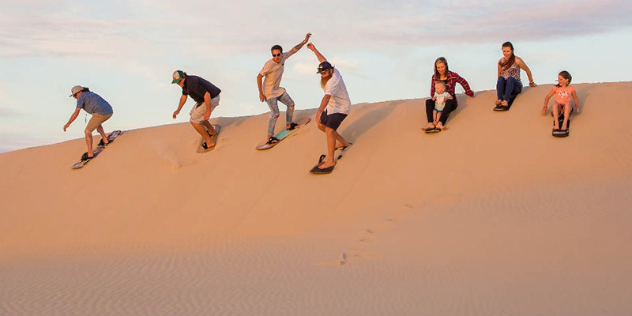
256, 117, 311, 150
71, 130, 122, 169
424, 127, 441, 134
197, 125, 222, 153
552, 113, 571, 137
493, 93, 519, 111
309, 143, 353, 174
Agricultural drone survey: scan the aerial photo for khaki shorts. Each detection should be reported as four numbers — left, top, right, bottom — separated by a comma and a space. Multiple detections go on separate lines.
190, 95, 220, 123
86, 113, 112, 132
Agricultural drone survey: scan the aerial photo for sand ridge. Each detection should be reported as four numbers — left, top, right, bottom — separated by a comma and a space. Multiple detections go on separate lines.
1, 82, 632, 315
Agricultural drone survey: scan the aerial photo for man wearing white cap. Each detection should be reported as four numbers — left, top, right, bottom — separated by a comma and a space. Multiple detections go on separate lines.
64, 86, 114, 161
171, 70, 221, 151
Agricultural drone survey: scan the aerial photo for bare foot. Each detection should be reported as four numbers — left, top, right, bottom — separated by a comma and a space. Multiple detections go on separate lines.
421, 122, 435, 131
500, 100, 508, 107
436, 123, 447, 131
318, 161, 336, 169
495, 99, 502, 106
335, 142, 352, 150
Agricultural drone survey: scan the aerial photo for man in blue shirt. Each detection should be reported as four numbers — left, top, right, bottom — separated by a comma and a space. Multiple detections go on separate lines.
171, 70, 222, 151
64, 85, 114, 160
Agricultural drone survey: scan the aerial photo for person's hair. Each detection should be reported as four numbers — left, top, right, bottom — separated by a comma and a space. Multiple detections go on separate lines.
434, 57, 450, 79
499, 41, 515, 71
320, 68, 334, 88
556, 70, 572, 87
271, 45, 283, 53
82, 87, 90, 93
434, 81, 447, 90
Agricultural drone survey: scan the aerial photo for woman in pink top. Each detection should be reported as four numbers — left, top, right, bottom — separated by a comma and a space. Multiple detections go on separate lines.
542, 71, 579, 131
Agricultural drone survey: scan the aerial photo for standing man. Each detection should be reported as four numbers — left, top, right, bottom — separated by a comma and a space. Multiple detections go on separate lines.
257, 33, 311, 145
171, 70, 221, 151
307, 43, 351, 172
64, 85, 114, 161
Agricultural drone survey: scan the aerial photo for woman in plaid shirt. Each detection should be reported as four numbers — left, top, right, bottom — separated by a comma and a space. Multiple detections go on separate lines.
422, 57, 474, 131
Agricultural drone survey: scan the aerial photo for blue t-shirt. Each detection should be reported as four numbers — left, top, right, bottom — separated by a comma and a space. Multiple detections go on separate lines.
76, 91, 113, 115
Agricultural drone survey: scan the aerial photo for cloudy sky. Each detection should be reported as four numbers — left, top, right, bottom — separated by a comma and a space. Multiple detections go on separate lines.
1, 0, 631, 153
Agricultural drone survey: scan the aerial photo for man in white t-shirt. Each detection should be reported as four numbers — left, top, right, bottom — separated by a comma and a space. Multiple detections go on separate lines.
307, 43, 351, 172
257, 33, 311, 145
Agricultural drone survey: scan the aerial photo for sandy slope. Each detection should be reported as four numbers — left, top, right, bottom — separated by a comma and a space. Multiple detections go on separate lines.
1, 82, 632, 315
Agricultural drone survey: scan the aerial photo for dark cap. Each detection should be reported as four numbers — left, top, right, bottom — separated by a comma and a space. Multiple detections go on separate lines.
317, 61, 333, 73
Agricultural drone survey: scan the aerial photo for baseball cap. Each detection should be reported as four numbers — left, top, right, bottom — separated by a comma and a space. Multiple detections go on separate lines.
317, 61, 333, 73
172, 70, 185, 84
69, 85, 86, 97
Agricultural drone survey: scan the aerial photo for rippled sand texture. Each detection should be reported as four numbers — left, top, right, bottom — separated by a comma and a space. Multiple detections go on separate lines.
1, 82, 632, 315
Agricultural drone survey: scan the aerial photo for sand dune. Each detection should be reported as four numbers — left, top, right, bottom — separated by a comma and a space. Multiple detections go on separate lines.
1, 82, 632, 315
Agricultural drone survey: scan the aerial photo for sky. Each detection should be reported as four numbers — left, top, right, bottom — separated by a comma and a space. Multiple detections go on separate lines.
1, 0, 631, 153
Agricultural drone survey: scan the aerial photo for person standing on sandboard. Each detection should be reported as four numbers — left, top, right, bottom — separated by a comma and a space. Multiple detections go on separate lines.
171, 70, 222, 152
307, 42, 351, 174
257, 33, 312, 146
64, 85, 114, 161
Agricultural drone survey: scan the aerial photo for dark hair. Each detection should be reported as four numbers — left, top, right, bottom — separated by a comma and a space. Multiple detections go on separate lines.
556, 70, 572, 87
82, 87, 90, 93
434, 57, 450, 79
499, 41, 515, 71
271, 45, 283, 53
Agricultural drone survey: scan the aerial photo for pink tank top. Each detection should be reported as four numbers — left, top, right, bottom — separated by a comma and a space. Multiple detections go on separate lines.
554, 85, 575, 104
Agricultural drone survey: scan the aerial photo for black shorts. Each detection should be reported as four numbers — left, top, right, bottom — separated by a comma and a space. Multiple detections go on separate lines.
320, 111, 347, 131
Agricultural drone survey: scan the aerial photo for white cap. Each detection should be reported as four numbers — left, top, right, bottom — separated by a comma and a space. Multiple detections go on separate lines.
69, 85, 85, 97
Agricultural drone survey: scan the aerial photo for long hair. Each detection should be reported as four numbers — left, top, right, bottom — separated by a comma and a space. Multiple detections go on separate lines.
434, 57, 449, 79
556, 70, 572, 87
499, 41, 515, 71
320, 68, 334, 88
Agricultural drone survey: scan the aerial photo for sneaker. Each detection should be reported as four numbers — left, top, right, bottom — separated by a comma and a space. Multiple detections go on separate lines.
81, 152, 94, 161
266, 136, 279, 145
287, 122, 299, 131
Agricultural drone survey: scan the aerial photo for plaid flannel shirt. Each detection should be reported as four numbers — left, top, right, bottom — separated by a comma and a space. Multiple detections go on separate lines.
430, 71, 473, 106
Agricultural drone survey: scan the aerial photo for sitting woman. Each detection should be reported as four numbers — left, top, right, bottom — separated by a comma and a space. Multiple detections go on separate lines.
496, 41, 536, 108
422, 57, 474, 131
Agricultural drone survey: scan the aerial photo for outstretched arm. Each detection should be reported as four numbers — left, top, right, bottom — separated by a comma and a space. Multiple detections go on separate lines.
173, 95, 188, 119
572, 90, 580, 113
307, 43, 327, 63
517, 57, 536, 87
288, 33, 312, 55
542, 88, 555, 115
64, 108, 82, 131
454, 73, 474, 97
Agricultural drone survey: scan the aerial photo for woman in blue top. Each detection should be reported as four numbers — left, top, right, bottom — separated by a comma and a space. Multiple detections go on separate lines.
64, 85, 114, 160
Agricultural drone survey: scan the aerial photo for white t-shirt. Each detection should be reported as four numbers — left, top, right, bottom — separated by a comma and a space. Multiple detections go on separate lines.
323, 68, 351, 115
259, 51, 296, 98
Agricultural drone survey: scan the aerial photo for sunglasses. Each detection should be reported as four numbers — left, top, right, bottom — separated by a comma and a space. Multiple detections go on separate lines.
272, 53, 282, 57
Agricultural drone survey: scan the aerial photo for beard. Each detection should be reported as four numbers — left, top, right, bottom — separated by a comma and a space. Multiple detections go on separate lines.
320, 76, 330, 89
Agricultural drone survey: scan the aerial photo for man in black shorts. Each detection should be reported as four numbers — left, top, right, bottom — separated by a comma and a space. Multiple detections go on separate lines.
307, 43, 351, 171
